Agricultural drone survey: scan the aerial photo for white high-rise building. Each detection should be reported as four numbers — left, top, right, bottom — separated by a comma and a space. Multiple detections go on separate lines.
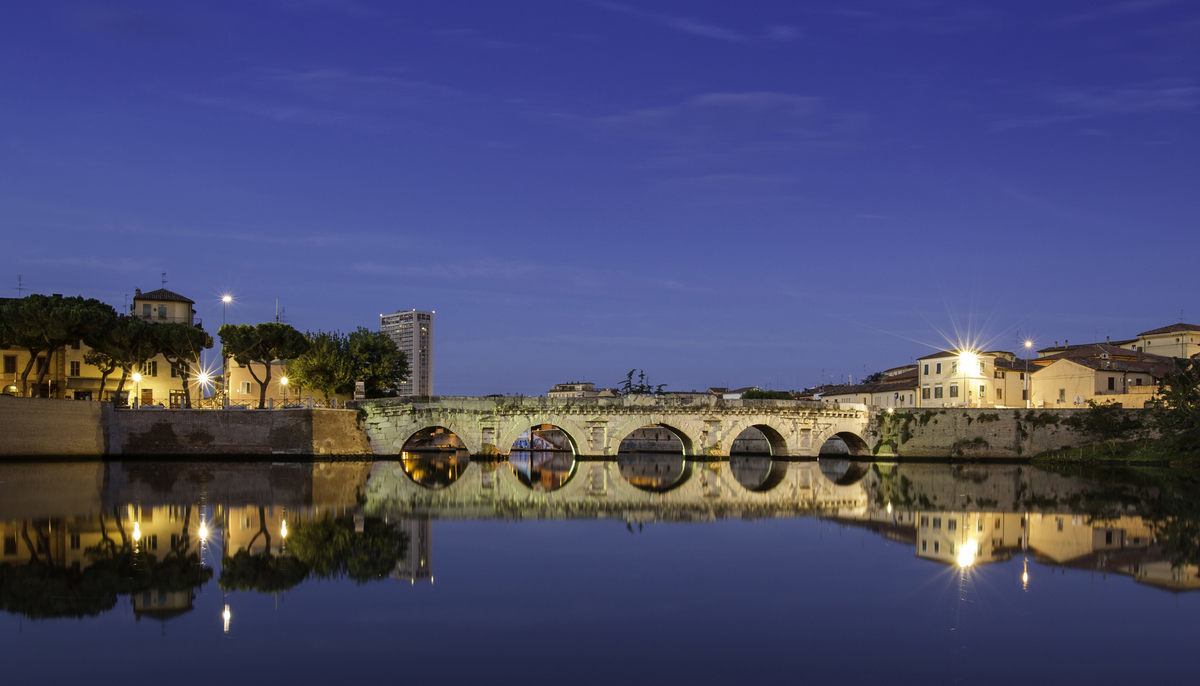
380, 309, 434, 396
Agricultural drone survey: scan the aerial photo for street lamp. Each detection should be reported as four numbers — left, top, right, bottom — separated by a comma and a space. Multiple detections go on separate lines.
957, 350, 978, 408
131, 372, 142, 408
221, 294, 233, 327
1023, 339, 1033, 408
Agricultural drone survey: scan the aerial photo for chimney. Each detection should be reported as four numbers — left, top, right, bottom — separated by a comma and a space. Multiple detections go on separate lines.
1065, 339, 1069, 348
1106, 336, 1110, 344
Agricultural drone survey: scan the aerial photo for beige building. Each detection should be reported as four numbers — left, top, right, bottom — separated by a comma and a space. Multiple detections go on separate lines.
224, 358, 352, 407
2, 288, 206, 406
1126, 323, 1200, 359
819, 365, 919, 409
917, 350, 1031, 408
1028, 343, 1175, 408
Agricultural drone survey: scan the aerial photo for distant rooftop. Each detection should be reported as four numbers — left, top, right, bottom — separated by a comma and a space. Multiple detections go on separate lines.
1138, 323, 1200, 336
133, 288, 194, 304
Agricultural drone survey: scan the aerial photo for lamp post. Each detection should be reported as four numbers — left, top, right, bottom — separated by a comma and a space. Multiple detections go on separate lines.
131, 372, 142, 408
1024, 339, 1033, 408
221, 294, 232, 327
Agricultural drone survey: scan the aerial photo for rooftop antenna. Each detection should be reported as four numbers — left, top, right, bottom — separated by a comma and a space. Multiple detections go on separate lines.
161, 272, 167, 288
15, 274, 25, 297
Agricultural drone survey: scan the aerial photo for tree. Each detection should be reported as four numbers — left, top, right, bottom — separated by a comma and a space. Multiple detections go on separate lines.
96, 317, 159, 403
619, 369, 666, 395
347, 327, 409, 398
219, 322, 310, 408
1148, 359, 1200, 457
288, 330, 355, 403
0, 295, 115, 397
153, 323, 213, 408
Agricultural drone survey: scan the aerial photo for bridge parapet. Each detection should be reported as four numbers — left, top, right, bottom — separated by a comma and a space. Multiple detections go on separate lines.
356, 396, 870, 457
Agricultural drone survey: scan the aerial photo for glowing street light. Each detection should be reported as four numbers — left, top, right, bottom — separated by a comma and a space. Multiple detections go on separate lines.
221, 294, 233, 326
956, 350, 978, 407
1024, 339, 1034, 408
198, 520, 209, 543
131, 372, 142, 408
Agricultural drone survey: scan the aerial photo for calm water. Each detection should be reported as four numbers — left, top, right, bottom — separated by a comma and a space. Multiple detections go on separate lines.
2, 454, 1198, 685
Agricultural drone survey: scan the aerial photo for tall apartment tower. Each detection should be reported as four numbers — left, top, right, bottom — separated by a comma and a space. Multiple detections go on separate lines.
380, 309, 434, 396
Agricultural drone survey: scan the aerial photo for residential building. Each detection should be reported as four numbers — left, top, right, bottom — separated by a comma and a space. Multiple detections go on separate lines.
2, 287, 204, 406
1127, 323, 1200, 359
1028, 343, 1175, 408
917, 350, 1029, 408
548, 381, 596, 398
818, 365, 919, 408
380, 309, 434, 396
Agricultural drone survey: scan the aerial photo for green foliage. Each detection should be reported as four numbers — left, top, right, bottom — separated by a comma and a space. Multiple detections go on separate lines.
289, 330, 356, 402
620, 369, 666, 395
1148, 359, 1200, 458
863, 371, 885, 384
1063, 401, 1146, 453
219, 322, 310, 407
742, 389, 793, 400
219, 550, 310, 593
0, 294, 116, 396
348, 327, 409, 398
287, 514, 408, 582
153, 322, 213, 408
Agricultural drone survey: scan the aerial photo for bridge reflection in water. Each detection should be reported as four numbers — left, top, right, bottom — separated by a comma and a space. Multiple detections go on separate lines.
1, 458, 1198, 625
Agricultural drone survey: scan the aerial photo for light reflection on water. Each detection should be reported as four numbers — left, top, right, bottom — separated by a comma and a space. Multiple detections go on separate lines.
1, 458, 1198, 682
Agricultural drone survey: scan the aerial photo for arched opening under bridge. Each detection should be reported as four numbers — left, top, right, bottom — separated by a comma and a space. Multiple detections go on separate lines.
509, 424, 577, 492
400, 426, 470, 489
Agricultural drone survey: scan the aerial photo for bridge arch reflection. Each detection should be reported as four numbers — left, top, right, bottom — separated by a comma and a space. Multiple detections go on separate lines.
616, 453, 693, 493
730, 456, 789, 492
509, 452, 577, 492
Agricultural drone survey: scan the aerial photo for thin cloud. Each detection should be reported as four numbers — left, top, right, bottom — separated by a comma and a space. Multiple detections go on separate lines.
591, 1, 747, 41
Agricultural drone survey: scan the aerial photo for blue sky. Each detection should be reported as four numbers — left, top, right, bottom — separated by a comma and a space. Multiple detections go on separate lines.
2, 1, 1198, 394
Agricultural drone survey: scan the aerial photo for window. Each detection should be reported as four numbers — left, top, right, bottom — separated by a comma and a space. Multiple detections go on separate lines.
1135, 378, 1143, 386
979, 384, 986, 398
936, 363, 942, 374
70, 533, 81, 550
978, 519, 984, 532
1058, 388, 1066, 403
240, 381, 251, 394
145, 361, 157, 377
69, 361, 81, 377
4, 355, 17, 374
1107, 377, 1115, 390
996, 388, 1003, 400
951, 362, 958, 373
922, 387, 931, 399
142, 303, 151, 317
1105, 531, 1113, 544
1056, 517, 1063, 532
1019, 372, 1025, 381
923, 364, 929, 375
995, 519, 1001, 530
921, 540, 927, 552
158, 305, 167, 319
933, 517, 942, 530
948, 519, 957, 531
949, 384, 959, 398
920, 516, 929, 526
1022, 389, 1028, 400
933, 541, 940, 553
934, 386, 944, 399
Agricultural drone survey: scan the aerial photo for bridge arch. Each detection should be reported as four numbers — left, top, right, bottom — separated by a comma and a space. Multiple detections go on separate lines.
612, 420, 697, 456
396, 425, 473, 455
497, 421, 587, 457
727, 422, 789, 457
818, 431, 871, 458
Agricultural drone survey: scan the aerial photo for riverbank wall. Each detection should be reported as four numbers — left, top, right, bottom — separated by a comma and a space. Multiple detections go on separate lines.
865, 408, 1117, 459
0, 397, 371, 457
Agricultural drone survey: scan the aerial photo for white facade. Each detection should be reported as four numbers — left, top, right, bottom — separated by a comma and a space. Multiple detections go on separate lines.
380, 309, 434, 397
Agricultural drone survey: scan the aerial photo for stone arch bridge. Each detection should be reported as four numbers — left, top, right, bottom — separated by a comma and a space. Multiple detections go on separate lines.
357, 396, 871, 457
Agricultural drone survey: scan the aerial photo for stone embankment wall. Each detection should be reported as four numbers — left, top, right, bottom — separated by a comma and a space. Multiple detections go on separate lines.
865, 408, 1122, 459
0, 397, 370, 457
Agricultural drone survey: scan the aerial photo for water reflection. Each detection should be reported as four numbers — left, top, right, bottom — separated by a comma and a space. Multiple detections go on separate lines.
616, 452, 691, 492
729, 456, 787, 492
509, 451, 576, 491
401, 450, 469, 488
2, 458, 1199, 624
